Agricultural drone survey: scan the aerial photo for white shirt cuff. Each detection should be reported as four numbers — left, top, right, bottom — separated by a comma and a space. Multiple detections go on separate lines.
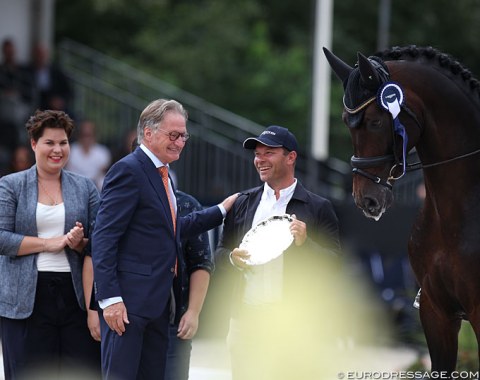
98, 296, 123, 309
218, 204, 227, 218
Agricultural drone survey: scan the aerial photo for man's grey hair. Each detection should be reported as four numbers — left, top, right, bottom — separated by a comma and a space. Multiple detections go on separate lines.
136, 99, 188, 143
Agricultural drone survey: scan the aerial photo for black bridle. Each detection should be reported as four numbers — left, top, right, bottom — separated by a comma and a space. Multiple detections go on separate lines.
349, 102, 422, 190
350, 102, 480, 188
343, 55, 480, 189
351, 155, 396, 189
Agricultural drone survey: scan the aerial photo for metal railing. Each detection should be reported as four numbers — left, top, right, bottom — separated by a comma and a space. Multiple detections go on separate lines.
57, 39, 271, 203
58, 39, 355, 204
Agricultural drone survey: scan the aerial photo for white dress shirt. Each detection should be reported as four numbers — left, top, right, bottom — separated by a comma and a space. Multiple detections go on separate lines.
243, 180, 297, 305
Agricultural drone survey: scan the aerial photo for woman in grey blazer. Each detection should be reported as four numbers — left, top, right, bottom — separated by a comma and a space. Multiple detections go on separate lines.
0, 110, 101, 379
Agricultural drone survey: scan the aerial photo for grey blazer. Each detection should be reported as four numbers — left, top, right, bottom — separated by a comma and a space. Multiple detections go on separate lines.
0, 165, 99, 319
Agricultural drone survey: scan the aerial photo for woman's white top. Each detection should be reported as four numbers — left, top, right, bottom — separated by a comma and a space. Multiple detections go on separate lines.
36, 202, 71, 272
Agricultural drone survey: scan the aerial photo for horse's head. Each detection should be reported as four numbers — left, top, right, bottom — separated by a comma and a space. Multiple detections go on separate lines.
324, 48, 413, 220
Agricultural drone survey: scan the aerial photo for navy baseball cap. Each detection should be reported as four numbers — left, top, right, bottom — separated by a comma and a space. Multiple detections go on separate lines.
243, 125, 298, 152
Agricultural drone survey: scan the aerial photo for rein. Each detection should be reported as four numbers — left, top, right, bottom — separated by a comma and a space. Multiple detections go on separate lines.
406, 147, 480, 171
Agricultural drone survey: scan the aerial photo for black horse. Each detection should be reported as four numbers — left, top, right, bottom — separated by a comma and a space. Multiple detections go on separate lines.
324, 46, 480, 374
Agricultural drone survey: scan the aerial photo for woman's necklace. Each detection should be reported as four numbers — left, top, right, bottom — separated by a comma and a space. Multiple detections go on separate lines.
38, 180, 60, 206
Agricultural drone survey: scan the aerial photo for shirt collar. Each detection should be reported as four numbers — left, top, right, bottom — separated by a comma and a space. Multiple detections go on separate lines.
262, 179, 297, 200
140, 143, 168, 169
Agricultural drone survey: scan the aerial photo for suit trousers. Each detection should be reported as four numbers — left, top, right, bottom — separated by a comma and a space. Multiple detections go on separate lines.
99, 303, 170, 380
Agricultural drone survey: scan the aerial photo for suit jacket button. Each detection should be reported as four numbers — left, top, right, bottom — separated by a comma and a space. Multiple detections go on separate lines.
170, 267, 175, 273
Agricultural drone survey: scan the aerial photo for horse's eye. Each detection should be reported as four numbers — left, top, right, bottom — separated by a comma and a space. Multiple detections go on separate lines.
368, 119, 383, 130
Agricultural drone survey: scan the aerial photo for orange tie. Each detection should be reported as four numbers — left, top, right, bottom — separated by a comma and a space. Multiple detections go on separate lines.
159, 166, 176, 234
159, 166, 177, 275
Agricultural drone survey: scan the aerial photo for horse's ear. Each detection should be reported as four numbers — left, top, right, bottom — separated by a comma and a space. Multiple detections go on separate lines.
323, 47, 353, 87
357, 52, 381, 89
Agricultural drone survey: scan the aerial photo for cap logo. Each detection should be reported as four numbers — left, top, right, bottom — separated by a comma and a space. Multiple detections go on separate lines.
261, 131, 276, 136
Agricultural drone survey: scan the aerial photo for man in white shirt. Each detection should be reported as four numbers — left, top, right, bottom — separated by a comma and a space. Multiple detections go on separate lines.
216, 125, 341, 380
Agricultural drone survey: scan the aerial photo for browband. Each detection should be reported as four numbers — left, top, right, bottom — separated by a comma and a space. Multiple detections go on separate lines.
343, 95, 376, 114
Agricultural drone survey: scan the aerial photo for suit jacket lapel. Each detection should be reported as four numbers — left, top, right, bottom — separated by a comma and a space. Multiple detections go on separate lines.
239, 187, 262, 236
133, 148, 175, 235
247, 190, 261, 227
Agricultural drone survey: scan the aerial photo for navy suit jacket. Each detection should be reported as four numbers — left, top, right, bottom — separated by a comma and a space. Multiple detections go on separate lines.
92, 147, 223, 319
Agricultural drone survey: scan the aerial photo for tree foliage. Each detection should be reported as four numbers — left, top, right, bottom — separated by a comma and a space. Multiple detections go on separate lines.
55, 0, 480, 162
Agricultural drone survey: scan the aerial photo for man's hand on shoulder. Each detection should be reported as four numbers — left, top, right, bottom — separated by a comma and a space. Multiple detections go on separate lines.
221, 193, 239, 212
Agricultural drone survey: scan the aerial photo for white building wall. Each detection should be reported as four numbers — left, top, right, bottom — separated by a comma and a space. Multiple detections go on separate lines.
0, 0, 54, 64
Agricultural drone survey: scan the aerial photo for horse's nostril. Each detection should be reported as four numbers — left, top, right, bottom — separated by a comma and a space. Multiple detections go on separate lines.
363, 197, 379, 213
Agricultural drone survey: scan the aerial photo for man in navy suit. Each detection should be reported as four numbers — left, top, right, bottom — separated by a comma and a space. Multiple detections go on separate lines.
92, 99, 237, 380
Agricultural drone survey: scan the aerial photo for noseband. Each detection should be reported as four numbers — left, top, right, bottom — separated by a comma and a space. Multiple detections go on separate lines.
351, 153, 396, 189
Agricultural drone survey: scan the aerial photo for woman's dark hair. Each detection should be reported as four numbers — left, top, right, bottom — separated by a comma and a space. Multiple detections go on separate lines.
25, 109, 75, 142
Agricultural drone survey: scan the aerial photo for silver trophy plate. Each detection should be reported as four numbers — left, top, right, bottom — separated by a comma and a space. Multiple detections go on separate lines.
240, 214, 294, 265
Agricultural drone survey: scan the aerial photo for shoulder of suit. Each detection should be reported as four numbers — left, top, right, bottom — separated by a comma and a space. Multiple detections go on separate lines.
131, 148, 153, 168
293, 182, 332, 205
239, 186, 262, 197
109, 151, 143, 171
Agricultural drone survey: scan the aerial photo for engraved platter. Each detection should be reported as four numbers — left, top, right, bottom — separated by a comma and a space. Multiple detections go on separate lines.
239, 214, 294, 265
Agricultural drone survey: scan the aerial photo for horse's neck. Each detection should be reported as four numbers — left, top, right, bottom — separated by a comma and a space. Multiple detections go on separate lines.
414, 112, 480, 168
412, 84, 480, 212
393, 58, 480, 218
393, 59, 480, 149
417, 139, 480, 218
404, 70, 480, 169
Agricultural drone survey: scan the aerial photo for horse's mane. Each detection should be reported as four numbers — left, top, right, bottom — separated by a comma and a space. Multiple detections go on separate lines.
375, 45, 480, 94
